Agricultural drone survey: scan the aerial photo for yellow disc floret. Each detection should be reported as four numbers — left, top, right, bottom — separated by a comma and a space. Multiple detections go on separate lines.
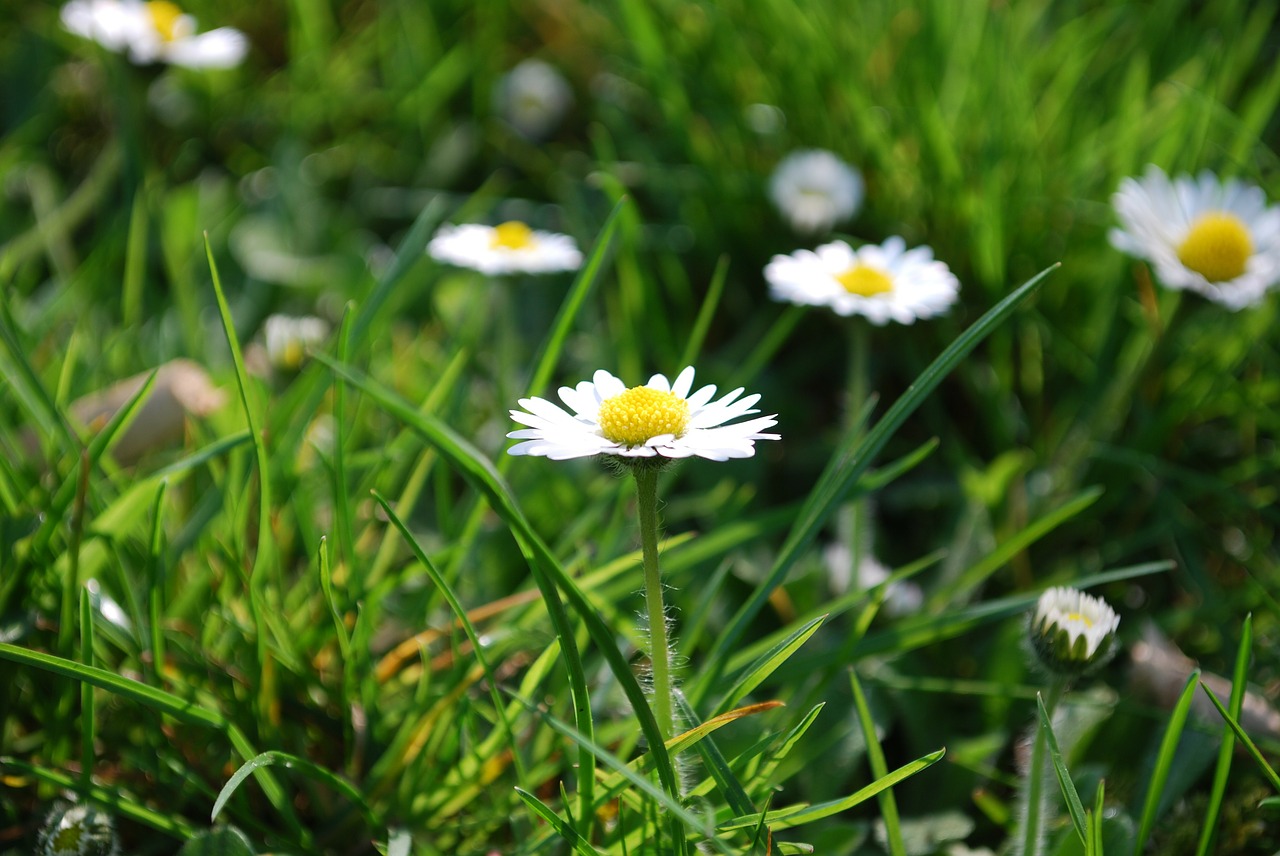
598, 386, 690, 447
836, 264, 894, 297
147, 1, 184, 41
1064, 611, 1093, 628
490, 221, 536, 250
1177, 212, 1252, 283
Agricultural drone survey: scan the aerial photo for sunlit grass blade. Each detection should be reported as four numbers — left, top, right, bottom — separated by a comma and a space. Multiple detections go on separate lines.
677, 254, 729, 369
1196, 613, 1253, 856
146, 478, 168, 686
713, 615, 825, 716
718, 748, 946, 832
1134, 668, 1200, 854
672, 695, 762, 817
514, 788, 606, 856
1037, 692, 1088, 847
372, 489, 528, 785
701, 264, 1058, 698
204, 232, 277, 732
850, 669, 904, 856
212, 750, 377, 831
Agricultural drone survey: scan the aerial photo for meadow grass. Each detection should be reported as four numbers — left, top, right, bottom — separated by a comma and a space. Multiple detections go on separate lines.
2, 0, 1280, 853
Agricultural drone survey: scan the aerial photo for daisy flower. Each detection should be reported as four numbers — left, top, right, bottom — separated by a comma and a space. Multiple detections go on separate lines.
1029, 586, 1120, 675
263, 314, 329, 372
764, 237, 960, 325
769, 149, 863, 234
61, 0, 248, 69
507, 366, 779, 461
427, 221, 582, 275
495, 59, 573, 140
1110, 165, 1280, 310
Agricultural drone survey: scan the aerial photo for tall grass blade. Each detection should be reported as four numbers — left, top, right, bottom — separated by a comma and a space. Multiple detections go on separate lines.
1134, 669, 1200, 854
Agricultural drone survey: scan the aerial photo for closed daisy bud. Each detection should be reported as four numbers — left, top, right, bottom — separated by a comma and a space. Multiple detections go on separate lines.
1028, 586, 1120, 676
39, 803, 121, 856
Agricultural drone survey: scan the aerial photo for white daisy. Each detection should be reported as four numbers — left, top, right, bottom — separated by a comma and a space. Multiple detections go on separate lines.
427, 221, 582, 275
495, 59, 573, 140
769, 149, 863, 234
263, 314, 329, 371
764, 237, 960, 325
61, 0, 247, 69
507, 366, 780, 461
1110, 165, 1280, 310
1030, 586, 1120, 674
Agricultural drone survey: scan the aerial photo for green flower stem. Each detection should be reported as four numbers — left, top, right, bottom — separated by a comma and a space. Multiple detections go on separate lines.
634, 466, 674, 742
1020, 676, 1067, 856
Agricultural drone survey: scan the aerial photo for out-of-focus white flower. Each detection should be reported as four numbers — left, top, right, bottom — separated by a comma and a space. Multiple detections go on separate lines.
1029, 586, 1120, 675
428, 221, 582, 275
39, 803, 120, 856
824, 543, 923, 617
769, 149, 863, 234
61, 0, 248, 69
508, 366, 779, 461
263, 314, 329, 371
495, 59, 573, 140
765, 237, 959, 325
1110, 165, 1280, 310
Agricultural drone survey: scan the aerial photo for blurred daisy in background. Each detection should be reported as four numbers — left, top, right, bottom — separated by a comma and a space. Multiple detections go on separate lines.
769, 149, 863, 234
495, 59, 573, 140
507, 366, 779, 461
823, 543, 923, 617
1110, 165, 1280, 310
61, 0, 248, 69
765, 236, 960, 325
263, 314, 329, 372
428, 221, 582, 275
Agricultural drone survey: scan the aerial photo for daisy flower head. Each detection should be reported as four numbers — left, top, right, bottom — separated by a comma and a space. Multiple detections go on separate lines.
263, 313, 329, 372
1029, 586, 1120, 676
61, 0, 248, 69
764, 237, 960, 325
427, 221, 582, 276
1110, 165, 1280, 310
507, 367, 779, 463
769, 149, 864, 235
495, 58, 573, 141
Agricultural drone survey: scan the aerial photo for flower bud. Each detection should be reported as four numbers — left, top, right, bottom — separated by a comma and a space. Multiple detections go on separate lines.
1029, 586, 1120, 676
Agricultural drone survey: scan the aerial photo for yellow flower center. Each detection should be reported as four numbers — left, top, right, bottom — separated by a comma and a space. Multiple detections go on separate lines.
147, 1, 184, 41
597, 386, 690, 447
1064, 611, 1093, 627
1176, 212, 1252, 283
489, 221, 536, 251
835, 264, 894, 297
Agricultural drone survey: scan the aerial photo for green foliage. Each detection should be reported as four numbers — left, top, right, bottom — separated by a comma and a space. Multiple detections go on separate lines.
2, 0, 1279, 853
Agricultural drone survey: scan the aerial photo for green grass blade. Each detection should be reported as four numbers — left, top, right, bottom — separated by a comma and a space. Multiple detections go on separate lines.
514, 788, 606, 856
1134, 669, 1201, 854
1092, 779, 1105, 856
0, 298, 78, 455
1038, 692, 1088, 846
714, 615, 825, 715
677, 254, 729, 369
1196, 614, 1253, 856
350, 197, 447, 342
212, 750, 377, 830
79, 586, 94, 792
1198, 682, 1280, 791
204, 233, 277, 729
146, 479, 168, 686
372, 489, 528, 786
850, 669, 904, 856
673, 694, 757, 817
720, 748, 946, 832
702, 264, 1058, 695
525, 197, 625, 398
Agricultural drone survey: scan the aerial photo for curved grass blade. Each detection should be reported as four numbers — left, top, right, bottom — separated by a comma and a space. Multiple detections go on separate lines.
1196, 613, 1253, 856
1199, 681, 1280, 792
700, 264, 1059, 700
1037, 692, 1088, 846
719, 748, 946, 831
850, 669, 904, 856
212, 750, 378, 830
515, 788, 606, 856
1134, 669, 1200, 854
